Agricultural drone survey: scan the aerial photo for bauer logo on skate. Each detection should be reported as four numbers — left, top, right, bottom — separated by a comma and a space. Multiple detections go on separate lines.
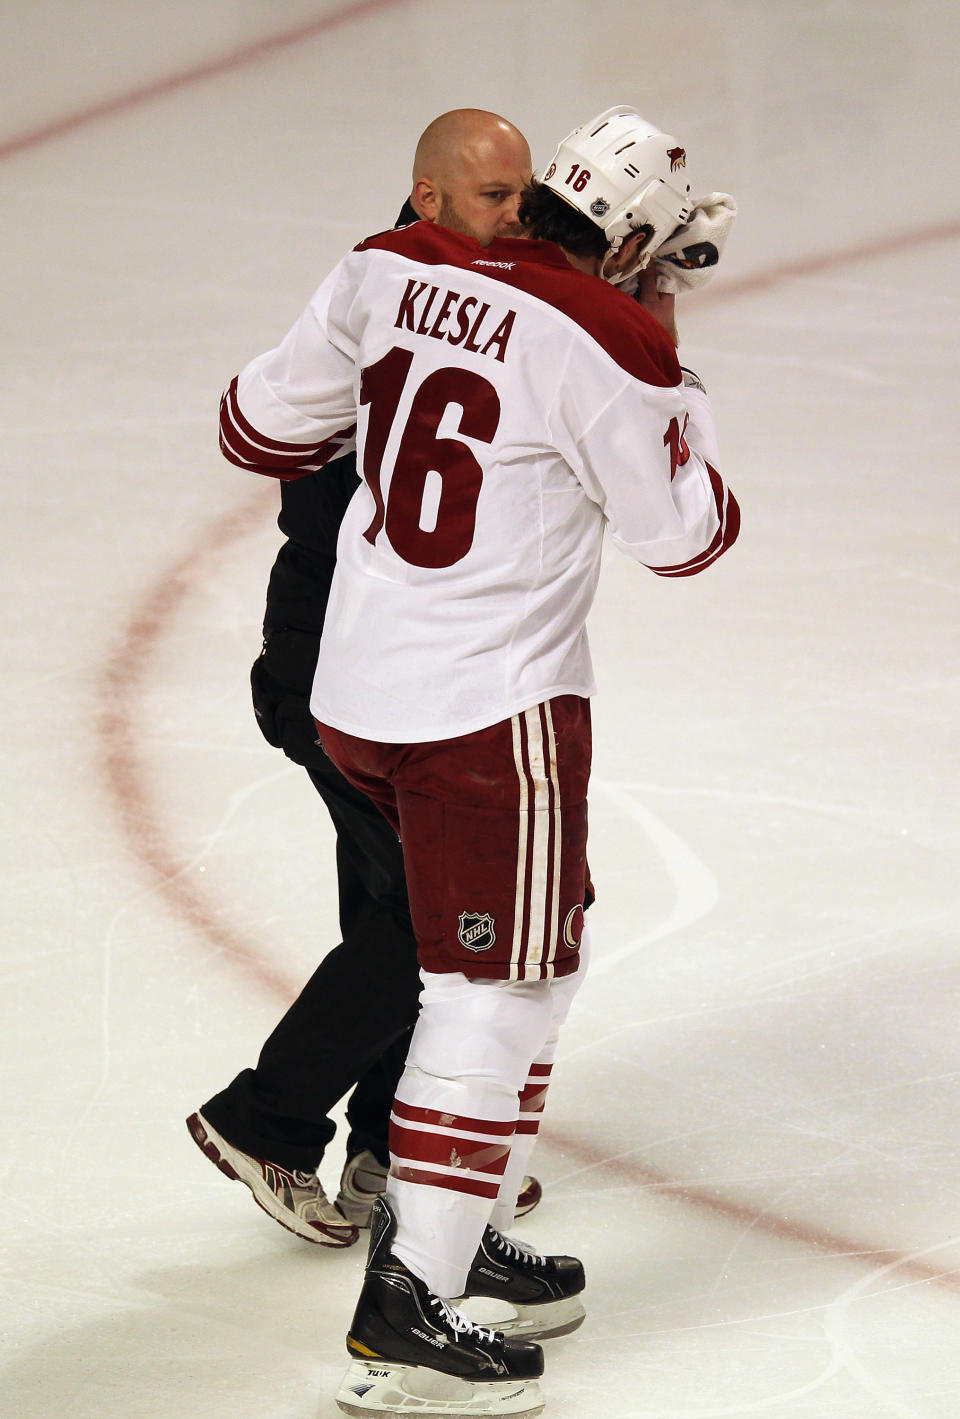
458, 911, 496, 951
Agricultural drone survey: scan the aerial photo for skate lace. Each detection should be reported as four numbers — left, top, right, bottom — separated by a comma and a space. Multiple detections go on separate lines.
429, 1295, 496, 1344
492, 1231, 545, 1267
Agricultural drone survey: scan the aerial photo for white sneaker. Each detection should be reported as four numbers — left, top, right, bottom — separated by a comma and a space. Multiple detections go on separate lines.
186, 1110, 358, 1247
336, 1148, 388, 1226
336, 1150, 543, 1229
513, 1175, 542, 1219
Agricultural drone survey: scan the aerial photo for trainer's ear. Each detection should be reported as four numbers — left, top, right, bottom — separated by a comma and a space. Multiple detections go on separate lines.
412, 177, 440, 223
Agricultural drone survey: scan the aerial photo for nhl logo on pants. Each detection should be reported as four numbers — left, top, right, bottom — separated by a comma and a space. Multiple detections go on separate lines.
458, 911, 496, 952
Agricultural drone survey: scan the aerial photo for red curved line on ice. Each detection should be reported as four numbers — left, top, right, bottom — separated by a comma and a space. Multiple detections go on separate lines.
30, 1, 957, 1296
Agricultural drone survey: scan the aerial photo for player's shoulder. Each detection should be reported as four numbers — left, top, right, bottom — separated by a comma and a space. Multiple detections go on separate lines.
470, 238, 680, 390
522, 264, 680, 389
352, 224, 679, 388
353, 221, 477, 263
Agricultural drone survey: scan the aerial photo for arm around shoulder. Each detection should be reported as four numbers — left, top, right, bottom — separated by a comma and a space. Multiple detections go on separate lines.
218, 262, 359, 480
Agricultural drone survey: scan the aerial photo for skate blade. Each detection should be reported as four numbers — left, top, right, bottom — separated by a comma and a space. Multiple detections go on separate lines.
458, 1293, 586, 1341
336, 1359, 545, 1418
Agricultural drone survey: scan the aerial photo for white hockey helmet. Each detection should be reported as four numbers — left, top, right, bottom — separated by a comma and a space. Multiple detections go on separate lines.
540, 105, 694, 284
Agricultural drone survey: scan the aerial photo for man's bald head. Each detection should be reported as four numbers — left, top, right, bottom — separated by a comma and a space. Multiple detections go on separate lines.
413, 109, 527, 186
410, 109, 532, 246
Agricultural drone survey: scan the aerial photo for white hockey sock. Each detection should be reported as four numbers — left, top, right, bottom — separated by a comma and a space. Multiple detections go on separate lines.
489, 923, 590, 1233
488, 1059, 552, 1235
387, 970, 556, 1298
389, 1067, 518, 1298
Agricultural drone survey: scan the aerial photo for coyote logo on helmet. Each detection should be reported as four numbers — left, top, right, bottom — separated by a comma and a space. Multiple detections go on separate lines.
667, 147, 687, 172
458, 912, 496, 952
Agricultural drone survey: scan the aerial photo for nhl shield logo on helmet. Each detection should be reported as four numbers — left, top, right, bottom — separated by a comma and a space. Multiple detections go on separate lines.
458, 911, 497, 952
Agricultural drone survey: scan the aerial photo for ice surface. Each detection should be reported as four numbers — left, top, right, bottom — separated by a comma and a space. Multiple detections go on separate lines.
2, 2, 959, 1415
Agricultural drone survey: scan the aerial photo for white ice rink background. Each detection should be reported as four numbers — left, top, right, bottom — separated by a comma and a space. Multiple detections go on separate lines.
2, 2, 959, 1415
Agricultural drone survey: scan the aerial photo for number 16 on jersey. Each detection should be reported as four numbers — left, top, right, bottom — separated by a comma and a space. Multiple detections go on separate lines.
359, 347, 501, 571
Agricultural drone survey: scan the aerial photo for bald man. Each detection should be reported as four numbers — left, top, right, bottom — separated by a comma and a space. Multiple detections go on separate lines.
188, 110, 539, 1248
411, 108, 530, 242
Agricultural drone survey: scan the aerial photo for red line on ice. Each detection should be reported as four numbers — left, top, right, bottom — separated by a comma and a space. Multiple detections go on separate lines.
66, 1, 960, 1291
94, 274, 960, 1292
695, 219, 960, 304
0, 0, 411, 160
96, 488, 295, 1002
541, 1132, 960, 1293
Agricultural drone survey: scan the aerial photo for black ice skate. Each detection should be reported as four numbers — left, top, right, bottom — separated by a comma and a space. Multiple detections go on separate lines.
457, 1226, 586, 1340
336, 1197, 544, 1419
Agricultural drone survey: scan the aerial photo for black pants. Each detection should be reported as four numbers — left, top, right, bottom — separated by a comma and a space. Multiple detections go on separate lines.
200, 629, 422, 1173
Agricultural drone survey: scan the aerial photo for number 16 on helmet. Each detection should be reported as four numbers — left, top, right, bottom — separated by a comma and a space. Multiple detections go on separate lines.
539, 105, 694, 284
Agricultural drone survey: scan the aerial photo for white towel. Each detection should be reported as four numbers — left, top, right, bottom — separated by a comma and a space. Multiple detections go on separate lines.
654, 193, 737, 293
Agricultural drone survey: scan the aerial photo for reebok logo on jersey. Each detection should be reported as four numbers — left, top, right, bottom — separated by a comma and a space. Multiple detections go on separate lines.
458, 911, 496, 952
471, 258, 516, 270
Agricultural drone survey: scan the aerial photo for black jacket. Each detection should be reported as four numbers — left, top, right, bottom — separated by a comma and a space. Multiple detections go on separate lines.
263, 200, 419, 636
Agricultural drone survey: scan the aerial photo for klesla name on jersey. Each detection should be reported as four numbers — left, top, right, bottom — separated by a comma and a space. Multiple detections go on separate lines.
394, 277, 517, 362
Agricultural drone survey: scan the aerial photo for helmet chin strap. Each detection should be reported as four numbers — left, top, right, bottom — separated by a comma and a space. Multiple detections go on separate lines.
600, 230, 656, 286
601, 248, 650, 286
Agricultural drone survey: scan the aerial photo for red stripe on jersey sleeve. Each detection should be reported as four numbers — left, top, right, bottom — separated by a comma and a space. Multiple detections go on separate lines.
218, 378, 356, 480
651, 463, 741, 577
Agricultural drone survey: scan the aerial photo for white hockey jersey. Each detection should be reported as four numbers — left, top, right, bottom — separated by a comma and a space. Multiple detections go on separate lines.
220, 222, 739, 743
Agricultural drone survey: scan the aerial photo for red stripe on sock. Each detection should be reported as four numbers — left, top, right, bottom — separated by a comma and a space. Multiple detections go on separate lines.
390, 1165, 502, 1199
391, 1098, 516, 1137
519, 1082, 549, 1114
389, 1122, 511, 1177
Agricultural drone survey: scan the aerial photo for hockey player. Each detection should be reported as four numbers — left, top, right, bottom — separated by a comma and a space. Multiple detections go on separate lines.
219, 106, 740, 1418
189, 109, 543, 1246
